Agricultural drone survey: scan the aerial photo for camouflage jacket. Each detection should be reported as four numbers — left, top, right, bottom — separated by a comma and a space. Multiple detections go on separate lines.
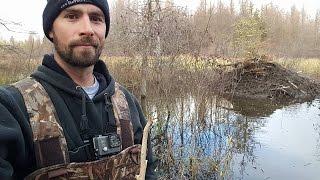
0, 54, 156, 179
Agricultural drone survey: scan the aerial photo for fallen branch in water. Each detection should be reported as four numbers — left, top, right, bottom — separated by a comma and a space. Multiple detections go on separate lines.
136, 118, 155, 180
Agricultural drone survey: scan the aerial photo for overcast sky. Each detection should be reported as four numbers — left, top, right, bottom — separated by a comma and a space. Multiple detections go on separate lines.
0, 0, 319, 41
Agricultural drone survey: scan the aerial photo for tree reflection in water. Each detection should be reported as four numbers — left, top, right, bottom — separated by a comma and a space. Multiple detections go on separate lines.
148, 93, 266, 179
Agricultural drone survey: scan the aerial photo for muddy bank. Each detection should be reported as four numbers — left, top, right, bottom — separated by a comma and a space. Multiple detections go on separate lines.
221, 59, 320, 104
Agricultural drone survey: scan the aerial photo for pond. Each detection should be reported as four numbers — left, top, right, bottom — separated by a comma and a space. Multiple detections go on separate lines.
151, 96, 320, 180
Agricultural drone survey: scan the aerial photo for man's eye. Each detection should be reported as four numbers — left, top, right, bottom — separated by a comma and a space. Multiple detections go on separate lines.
91, 16, 104, 23
65, 14, 78, 20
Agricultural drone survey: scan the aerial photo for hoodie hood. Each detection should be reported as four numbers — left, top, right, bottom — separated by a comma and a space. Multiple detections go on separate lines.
31, 54, 115, 102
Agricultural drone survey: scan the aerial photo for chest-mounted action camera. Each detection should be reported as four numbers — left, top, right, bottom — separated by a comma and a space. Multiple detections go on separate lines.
92, 133, 122, 158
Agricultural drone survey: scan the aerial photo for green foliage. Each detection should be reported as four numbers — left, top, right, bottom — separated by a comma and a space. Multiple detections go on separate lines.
233, 12, 267, 57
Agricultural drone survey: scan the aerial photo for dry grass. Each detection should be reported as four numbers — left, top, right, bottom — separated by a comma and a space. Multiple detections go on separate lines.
274, 58, 320, 79
2, 56, 319, 91
102, 55, 224, 102
0, 56, 224, 104
0, 58, 40, 85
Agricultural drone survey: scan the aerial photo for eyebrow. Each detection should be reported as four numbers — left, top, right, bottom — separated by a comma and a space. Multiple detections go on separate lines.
63, 9, 81, 14
63, 7, 104, 17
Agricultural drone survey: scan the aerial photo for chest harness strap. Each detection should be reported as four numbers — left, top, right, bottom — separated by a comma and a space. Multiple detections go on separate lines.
12, 77, 139, 179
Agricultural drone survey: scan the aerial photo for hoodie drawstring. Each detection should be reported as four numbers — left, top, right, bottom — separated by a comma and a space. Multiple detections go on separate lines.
76, 86, 89, 135
75, 87, 116, 136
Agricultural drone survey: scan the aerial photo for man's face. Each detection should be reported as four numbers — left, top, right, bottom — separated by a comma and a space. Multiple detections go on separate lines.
49, 4, 106, 67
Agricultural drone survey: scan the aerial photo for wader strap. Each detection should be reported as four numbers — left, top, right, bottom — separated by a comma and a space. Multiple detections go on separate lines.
112, 83, 135, 149
12, 77, 69, 167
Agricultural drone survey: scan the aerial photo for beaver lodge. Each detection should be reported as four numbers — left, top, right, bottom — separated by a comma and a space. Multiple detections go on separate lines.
218, 59, 320, 116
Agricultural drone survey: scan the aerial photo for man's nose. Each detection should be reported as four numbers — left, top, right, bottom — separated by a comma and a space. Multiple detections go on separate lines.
79, 16, 94, 36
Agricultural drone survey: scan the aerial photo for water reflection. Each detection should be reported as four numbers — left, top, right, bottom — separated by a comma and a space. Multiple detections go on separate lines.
148, 94, 320, 179
227, 96, 287, 118
149, 95, 263, 179
233, 100, 320, 180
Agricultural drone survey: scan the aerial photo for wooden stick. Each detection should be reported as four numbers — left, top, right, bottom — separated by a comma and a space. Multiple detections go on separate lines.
136, 119, 155, 180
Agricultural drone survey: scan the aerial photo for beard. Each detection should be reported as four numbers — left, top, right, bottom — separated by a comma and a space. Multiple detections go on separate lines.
52, 33, 103, 68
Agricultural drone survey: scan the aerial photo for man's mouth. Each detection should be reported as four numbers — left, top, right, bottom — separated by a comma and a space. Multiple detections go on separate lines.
75, 43, 94, 46
73, 44, 97, 49
70, 37, 99, 48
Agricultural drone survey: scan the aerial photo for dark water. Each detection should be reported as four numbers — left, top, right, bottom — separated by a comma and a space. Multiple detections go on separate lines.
152, 96, 320, 179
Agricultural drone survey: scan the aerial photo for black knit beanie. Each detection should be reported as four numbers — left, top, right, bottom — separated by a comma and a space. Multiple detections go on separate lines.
43, 0, 110, 41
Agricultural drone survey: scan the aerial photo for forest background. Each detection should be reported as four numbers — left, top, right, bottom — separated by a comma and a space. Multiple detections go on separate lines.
1, 0, 320, 60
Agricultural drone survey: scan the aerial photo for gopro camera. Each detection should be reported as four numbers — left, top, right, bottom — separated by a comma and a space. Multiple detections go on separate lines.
92, 133, 122, 158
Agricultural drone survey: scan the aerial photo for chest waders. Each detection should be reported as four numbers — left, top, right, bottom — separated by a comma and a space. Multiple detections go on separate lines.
12, 77, 141, 180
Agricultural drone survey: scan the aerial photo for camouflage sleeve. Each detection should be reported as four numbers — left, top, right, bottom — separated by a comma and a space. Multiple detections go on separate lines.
0, 86, 35, 179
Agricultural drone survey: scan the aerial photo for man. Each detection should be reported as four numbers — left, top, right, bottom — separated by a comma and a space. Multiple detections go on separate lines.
0, 0, 156, 179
